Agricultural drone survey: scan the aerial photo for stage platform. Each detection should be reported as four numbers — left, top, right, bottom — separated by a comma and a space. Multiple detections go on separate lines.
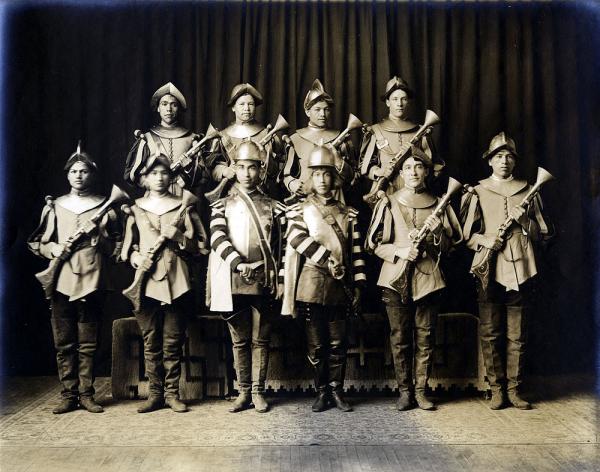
0, 375, 597, 471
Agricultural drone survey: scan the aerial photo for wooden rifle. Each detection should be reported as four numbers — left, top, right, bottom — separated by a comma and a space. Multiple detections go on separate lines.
389, 177, 463, 303
471, 167, 554, 293
363, 110, 440, 206
35, 185, 130, 300
122, 190, 198, 312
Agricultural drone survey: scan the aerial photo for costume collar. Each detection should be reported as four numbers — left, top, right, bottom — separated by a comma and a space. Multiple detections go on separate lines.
479, 176, 528, 197
55, 193, 105, 214
379, 117, 419, 133
150, 125, 191, 139
313, 193, 336, 206
295, 126, 339, 145
136, 193, 182, 215
224, 122, 265, 139
394, 186, 436, 209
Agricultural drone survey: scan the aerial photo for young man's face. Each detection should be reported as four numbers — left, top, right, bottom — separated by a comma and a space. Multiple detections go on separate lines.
67, 162, 93, 191
489, 150, 516, 179
311, 167, 334, 196
157, 94, 180, 126
305, 101, 331, 128
386, 89, 409, 120
400, 157, 428, 189
145, 164, 171, 192
232, 94, 256, 123
235, 160, 261, 190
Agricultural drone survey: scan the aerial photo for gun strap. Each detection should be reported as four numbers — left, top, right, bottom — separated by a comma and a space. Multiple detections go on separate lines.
307, 196, 351, 282
235, 190, 277, 294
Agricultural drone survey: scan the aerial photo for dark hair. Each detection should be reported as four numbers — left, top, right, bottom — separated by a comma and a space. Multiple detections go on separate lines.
304, 168, 343, 194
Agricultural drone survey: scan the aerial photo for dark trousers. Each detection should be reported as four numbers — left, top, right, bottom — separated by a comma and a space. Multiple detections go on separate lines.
51, 292, 102, 400
224, 295, 273, 394
299, 303, 348, 393
134, 297, 188, 397
382, 288, 438, 393
478, 280, 531, 392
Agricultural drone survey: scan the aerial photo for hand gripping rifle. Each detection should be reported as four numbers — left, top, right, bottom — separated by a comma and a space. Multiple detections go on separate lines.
363, 110, 440, 205
35, 185, 130, 300
122, 190, 198, 312
204, 114, 289, 204
135, 123, 219, 179
471, 167, 555, 293
389, 177, 463, 304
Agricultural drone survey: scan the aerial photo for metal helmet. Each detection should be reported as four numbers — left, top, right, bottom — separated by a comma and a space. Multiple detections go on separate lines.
482, 132, 519, 159
308, 143, 337, 169
304, 79, 334, 110
151, 82, 187, 110
227, 83, 263, 107
381, 76, 414, 102
233, 139, 266, 164
64, 141, 98, 172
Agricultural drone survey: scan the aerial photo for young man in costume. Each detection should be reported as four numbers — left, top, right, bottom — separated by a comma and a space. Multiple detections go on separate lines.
359, 76, 443, 195
366, 147, 462, 411
125, 82, 207, 197
283, 143, 366, 412
282, 79, 356, 202
461, 132, 551, 410
28, 144, 121, 414
207, 139, 286, 413
121, 154, 208, 413
207, 83, 285, 198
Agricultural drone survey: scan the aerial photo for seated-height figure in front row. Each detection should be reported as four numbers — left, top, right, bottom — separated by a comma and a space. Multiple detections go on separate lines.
283, 79, 356, 203
121, 154, 208, 413
366, 147, 462, 411
207, 83, 285, 199
208, 140, 286, 413
28, 145, 122, 414
360, 76, 444, 196
125, 82, 207, 197
461, 133, 552, 410
282, 144, 366, 412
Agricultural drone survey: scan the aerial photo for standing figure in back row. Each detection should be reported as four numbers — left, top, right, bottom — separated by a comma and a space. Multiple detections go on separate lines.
28, 144, 122, 414
125, 82, 208, 197
360, 76, 443, 196
461, 132, 552, 410
366, 146, 462, 411
283, 143, 366, 412
207, 83, 285, 199
283, 79, 356, 203
208, 140, 286, 413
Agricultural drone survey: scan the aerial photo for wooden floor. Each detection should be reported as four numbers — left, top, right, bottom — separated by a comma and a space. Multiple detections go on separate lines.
0, 375, 598, 471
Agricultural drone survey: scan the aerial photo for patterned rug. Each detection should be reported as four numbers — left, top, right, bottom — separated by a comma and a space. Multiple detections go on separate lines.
0, 376, 597, 447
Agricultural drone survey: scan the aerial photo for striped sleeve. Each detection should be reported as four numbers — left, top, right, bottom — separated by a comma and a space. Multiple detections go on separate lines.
349, 213, 367, 283
286, 205, 331, 266
210, 200, 243, 270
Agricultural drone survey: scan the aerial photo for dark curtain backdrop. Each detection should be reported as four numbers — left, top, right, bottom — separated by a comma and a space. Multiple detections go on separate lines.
2, 1, 599, 377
